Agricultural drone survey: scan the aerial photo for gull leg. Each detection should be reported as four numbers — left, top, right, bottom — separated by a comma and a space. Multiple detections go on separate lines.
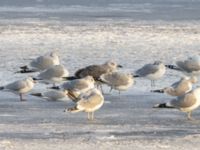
100, 84, 104, 94
87, 112, 91, 120
20, 93, 26, 101
91, 112, 94, 121
151, 80, 155, 87
118, 90, 121, 95
187, 112, 193, 120
109, 87, 113, 93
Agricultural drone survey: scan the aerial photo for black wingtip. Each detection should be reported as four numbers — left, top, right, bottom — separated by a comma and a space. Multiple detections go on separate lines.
16, 69, 37, 74
30, 93, 42, 97
151, 89, 164, 93
0, 86, 4, 90
63, 76, 79, 80
153, 103, 175, 108
165, 65, 181, 71
133, 75, 140, 78
117, 65, 123, 68
48, 86, 60, 90
20, 65, 28, 70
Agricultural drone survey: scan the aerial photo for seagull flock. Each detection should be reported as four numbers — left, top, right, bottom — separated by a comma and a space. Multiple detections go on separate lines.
1, 51, 200, 121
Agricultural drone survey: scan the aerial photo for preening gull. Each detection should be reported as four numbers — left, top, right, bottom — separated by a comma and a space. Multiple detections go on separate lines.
66, 88, 104, 121
61, 76, 95, 102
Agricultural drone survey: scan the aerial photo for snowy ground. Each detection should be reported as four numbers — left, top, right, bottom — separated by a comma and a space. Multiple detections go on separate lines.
0, 21, 200, 149
1, 0, 200, 147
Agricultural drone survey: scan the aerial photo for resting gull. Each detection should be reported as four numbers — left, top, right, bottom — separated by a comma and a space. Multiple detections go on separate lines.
18, 51, 60, 73
154, 87, 200, 120
152, 76, 198, 96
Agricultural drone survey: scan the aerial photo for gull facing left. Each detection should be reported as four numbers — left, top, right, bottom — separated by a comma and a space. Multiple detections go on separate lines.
0, 77, 36, 101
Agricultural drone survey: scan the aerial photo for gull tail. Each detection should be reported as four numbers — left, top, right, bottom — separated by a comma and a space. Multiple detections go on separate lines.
153, 103, 175, 108
30, 93, 42, 97
151, 89, 164, 93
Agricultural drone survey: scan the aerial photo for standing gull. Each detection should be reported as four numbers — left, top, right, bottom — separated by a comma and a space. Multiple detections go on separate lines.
34, 65, 69, 87
154, 87, 200, 120
67, 60, 122, 81
66, 88, 104, 121
134, 61, 166, 87
100, 72, 134, 94
18, 51, 60, 73
152, 76, 198, 96
0, 77, 36, 101
31, 90, 69, 101
166, 56, 200, 76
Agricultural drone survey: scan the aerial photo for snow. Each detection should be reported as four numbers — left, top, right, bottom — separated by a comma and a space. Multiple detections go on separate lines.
0, 5, 200, 149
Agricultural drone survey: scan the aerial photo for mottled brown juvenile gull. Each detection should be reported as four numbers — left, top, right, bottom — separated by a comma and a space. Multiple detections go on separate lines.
154, 87, 200, 120
152, 76, 198, 96
66, 88, 104, 121
66, 60, 122, 81
134, 61, 166, 87
0, 77, 36, 101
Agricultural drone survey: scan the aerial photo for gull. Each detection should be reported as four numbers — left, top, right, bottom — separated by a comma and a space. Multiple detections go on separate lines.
134, 61, 166, 87
66, 60, 123, 81
61, 76, 95, 102
66, 88, 104, 121
152, 76, 198, 96
153, 87, 200, 120
0, 77, 36, 101
18, 51, 60, 73
100, 72, 134, 94
165, 56, 200, 76
34, 65, 69, 87
31, 90, 69, 101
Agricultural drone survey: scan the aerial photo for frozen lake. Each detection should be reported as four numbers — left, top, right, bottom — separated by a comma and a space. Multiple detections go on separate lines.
0, 0, 200, 149
0, 0, 200, 22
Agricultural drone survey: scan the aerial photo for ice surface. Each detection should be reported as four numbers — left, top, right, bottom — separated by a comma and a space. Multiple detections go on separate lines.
0, 0, 200, 149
